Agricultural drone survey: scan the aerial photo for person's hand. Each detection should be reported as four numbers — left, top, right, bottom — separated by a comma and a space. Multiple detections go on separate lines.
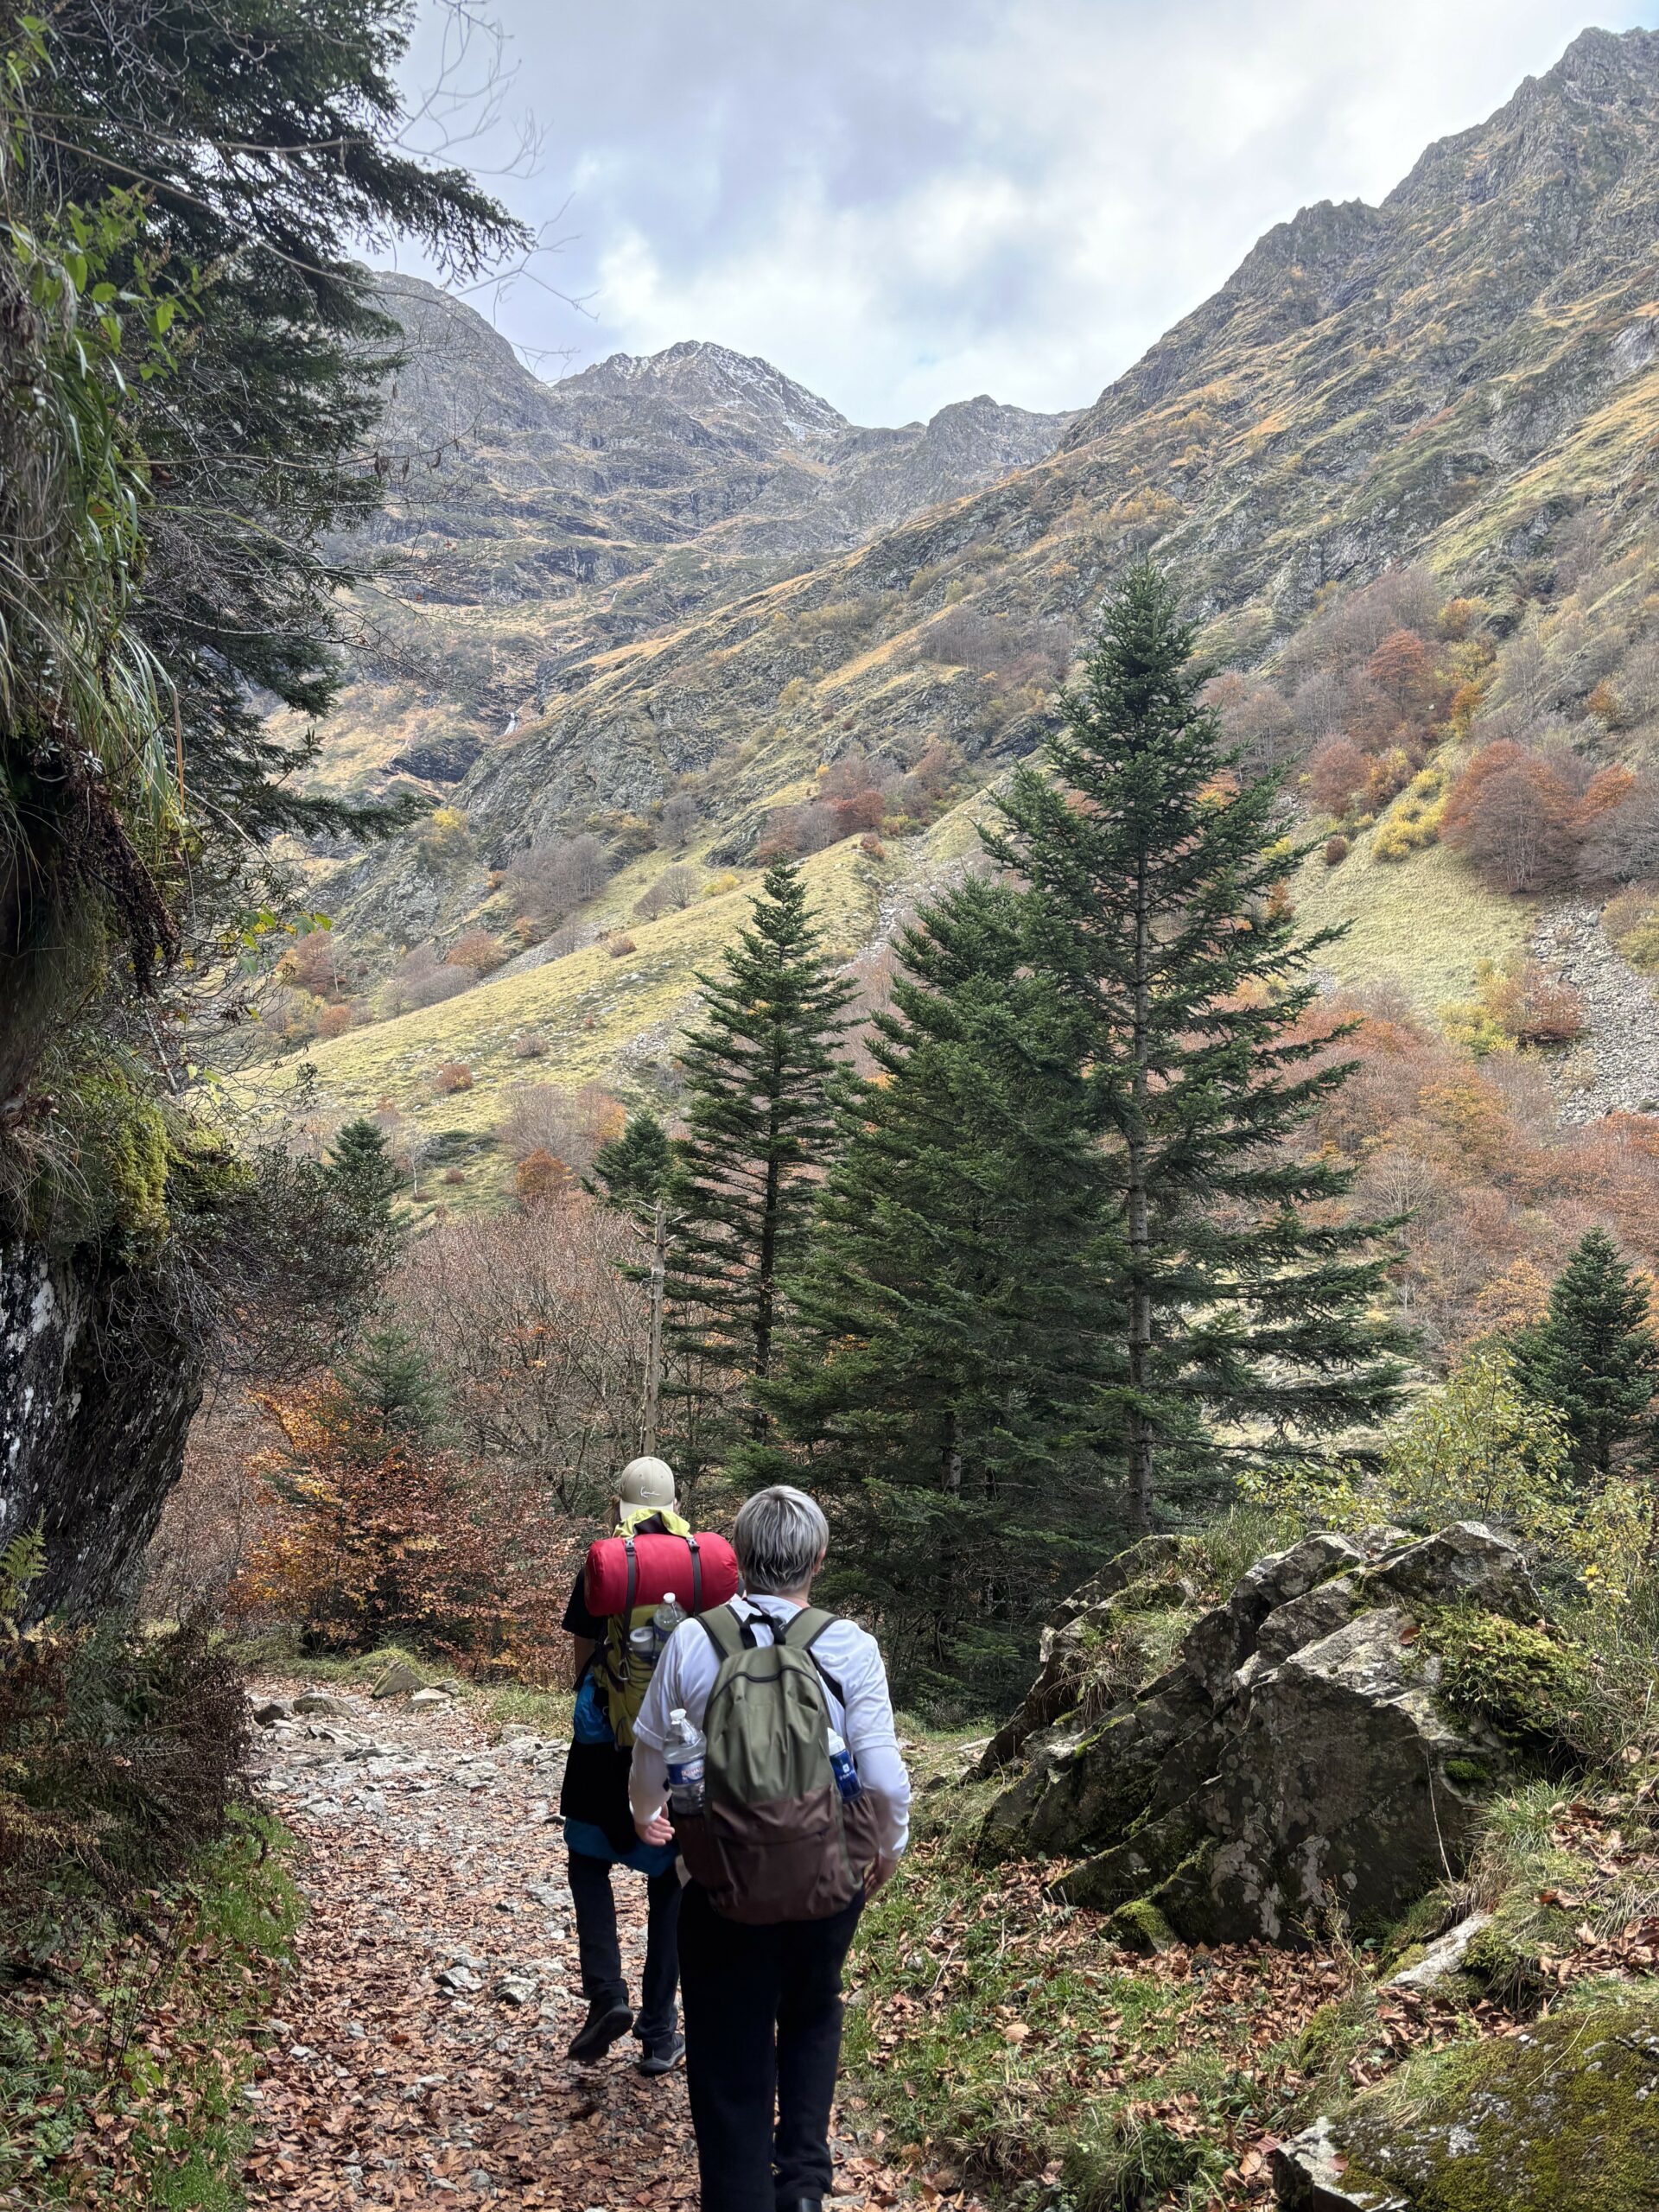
865, 1853, 899, 1895
636, 1810, 673, 1847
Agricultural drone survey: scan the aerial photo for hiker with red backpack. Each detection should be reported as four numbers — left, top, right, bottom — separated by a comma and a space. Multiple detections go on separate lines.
560, 1455, 711, 2074
630, 1484, 912, 2212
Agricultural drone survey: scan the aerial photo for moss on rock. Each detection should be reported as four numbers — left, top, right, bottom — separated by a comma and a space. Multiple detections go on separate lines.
1334, 1998, 1659, 2209
1421, 1603, 1592, 1759
1105, 1895, 1179, 1954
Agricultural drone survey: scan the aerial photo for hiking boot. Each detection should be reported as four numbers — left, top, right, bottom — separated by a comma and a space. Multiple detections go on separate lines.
566, 2000, 633, 2063
635, 2031, 685, 2076
776, 2201, 823, 2212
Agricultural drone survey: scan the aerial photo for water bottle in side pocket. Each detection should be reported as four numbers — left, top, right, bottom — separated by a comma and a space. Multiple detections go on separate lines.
652, 1589, 686, 1656
665, 1707, 706, 1819
827, 1727, 861, 1800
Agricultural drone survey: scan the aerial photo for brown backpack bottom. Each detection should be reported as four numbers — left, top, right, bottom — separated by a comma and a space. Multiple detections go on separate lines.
677, 1785, 886, 1925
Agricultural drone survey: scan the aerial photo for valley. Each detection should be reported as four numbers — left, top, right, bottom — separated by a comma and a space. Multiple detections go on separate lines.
225, 24, 1659, 1192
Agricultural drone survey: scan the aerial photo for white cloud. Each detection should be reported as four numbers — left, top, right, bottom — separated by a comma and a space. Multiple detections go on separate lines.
395, 0, 1658, 423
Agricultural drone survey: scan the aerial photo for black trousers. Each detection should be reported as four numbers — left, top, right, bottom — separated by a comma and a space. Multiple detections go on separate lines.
677, 1879, 864, 2212
566, 1852, 683, 2044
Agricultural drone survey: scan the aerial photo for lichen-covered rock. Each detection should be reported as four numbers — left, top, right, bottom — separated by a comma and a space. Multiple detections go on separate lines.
1202, 1607, 1490, 1941
1276, 2000, 1659, 2209
1271, 2115, 1406, 2209
983, 1522, 1542, 1944
976, 1535, 1198, 1775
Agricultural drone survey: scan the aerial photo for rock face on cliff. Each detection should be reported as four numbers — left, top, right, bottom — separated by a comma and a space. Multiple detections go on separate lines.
0, 1238, 202, 1621
982, 1523, 1542, 1947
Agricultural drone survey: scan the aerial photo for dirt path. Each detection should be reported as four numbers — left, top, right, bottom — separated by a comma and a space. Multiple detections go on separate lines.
244, 1681, 930, 2211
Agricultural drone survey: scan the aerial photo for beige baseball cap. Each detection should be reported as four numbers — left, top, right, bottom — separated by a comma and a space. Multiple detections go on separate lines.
616, 1455, 677, 1511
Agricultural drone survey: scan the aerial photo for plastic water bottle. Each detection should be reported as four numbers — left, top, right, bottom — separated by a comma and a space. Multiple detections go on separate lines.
652, 1590, 686, 1656
827, 1727, 861, 1801
665, 1707, 706, 1817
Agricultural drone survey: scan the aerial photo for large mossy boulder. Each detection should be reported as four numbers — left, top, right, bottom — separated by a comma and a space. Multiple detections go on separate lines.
1273, 1999, 1659, 2209
982, 1522, 1544, 1946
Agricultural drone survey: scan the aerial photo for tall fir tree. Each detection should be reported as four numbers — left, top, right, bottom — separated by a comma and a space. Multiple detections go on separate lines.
990, 562, 1408, 1531
667, 861, 853, 1444
1512, 1228, 1659, 1480
755, 877, 1123, 1708
336, 1322, 447, 1447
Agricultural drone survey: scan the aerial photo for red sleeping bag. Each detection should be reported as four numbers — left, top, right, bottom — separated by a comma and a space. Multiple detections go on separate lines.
582, 1529, 739, 1619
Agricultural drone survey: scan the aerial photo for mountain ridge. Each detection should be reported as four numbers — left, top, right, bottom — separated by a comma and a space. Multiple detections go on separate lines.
233, 23, 1659, 1150
302, 276, 1076, 804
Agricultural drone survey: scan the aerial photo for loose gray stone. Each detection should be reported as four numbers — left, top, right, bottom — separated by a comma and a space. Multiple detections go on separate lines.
372, 1660, 424, 1700
1272, 2118, 1409, 2209
1388, 1909, 1492, 1991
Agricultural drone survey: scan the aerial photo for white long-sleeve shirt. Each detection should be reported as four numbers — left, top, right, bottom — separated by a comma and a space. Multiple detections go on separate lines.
629, 1595, 911, 1857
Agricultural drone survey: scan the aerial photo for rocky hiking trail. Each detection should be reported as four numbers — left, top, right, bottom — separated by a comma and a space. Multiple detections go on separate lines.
244, 1678, 968, 2212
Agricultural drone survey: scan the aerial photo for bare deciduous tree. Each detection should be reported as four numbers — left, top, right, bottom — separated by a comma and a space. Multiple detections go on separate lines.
633, 863, 700, 919
392, 1198, 649, 1513
504, 830, 611, 918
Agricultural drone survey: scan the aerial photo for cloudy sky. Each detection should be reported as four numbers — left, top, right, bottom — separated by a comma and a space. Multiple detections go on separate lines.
395, 2, 1658, 427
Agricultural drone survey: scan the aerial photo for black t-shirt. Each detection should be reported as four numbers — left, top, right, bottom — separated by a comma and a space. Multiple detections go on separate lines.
562, 1569, 605, 1643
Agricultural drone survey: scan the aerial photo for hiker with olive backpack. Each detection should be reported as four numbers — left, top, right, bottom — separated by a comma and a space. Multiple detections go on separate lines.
631, 1485, 912, 2212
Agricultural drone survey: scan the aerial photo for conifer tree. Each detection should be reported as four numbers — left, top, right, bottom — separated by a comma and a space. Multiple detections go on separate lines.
336, 1322, 447, 1446
755, 878, 1122, 1706
590, 1110, 675, 1216
1512, 1228, 1658, 1480
326, 1119, 403, 1220
667, 861, 853, 1435
990, 563, 1408, 1531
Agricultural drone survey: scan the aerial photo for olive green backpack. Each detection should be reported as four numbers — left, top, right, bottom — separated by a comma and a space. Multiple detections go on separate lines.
674, 1603, 882, 1924
599, 1503, 696, 1747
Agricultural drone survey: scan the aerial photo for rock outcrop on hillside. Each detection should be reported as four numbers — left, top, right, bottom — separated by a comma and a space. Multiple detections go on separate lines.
982, 1523, 1542, 1948
0, 1237, 203, 1620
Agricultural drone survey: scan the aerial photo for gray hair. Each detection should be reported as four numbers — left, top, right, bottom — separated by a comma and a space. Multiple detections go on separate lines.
733, 1484, 829, 1595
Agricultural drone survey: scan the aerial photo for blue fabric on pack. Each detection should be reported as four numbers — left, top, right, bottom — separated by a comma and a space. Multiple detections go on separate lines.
572, 1669, 615, 1745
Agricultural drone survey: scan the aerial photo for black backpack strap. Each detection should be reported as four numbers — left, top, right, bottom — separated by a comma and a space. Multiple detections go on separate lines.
685, 1533, 703, 1611
782, 1606, 848, 1709
623, 1535, 639, 1617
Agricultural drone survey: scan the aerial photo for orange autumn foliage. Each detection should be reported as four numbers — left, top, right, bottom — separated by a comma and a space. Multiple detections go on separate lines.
1298, 992, 1659, 1358
228, 1385, 573, 1675
515, 1147, 574, 1206
1440, 741, 1578, 892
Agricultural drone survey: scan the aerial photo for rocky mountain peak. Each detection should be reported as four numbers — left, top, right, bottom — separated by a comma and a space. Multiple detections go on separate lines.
557, 339, 849, 442
1221, 196, 1383, 309
1389, 21, 1659, 216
